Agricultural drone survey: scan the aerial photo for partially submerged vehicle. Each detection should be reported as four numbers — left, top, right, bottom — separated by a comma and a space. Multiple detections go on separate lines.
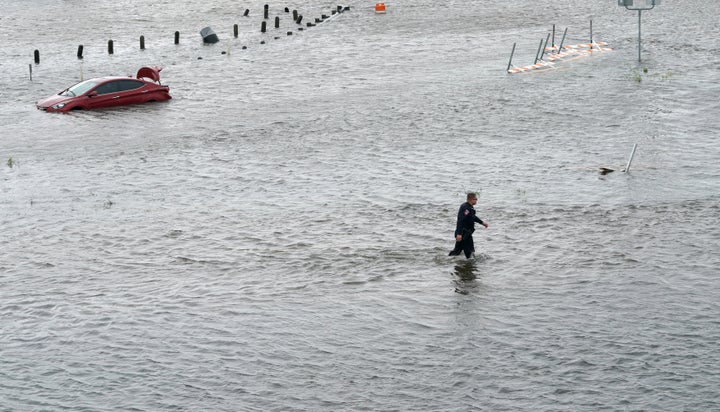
36, 66, 171, 112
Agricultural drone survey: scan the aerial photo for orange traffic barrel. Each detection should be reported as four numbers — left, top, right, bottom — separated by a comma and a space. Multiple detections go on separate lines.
375, 3, 386, 13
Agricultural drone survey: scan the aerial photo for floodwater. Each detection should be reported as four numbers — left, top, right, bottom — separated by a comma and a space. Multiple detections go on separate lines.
1, 0, 719, 410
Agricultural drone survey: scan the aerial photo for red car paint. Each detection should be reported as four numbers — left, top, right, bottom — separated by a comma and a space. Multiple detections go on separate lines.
36, 66, 171, 112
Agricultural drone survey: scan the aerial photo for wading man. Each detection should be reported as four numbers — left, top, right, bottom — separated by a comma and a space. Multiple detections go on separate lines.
449, 192, 488, 259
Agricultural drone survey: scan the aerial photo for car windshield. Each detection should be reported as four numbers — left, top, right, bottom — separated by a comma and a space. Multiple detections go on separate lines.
60, 80, 98, 97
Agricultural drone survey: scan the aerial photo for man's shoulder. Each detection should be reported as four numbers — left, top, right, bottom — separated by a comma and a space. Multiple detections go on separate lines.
459, 202, 474, 215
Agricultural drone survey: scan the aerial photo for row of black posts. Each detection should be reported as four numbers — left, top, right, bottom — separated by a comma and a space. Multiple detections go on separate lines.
31, 5, 350, 64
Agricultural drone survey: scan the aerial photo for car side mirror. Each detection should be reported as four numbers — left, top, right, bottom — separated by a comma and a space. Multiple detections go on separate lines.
87, 91, 98, 98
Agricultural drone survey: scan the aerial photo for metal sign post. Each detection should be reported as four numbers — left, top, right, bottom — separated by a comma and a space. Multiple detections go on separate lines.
618, 0, 660, 62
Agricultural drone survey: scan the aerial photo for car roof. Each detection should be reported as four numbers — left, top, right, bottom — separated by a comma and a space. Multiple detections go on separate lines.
93, 76, 136, 81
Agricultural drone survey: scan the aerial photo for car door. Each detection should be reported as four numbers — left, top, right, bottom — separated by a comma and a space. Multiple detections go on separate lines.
115, 80, 147, 106
85, 80, 121, 109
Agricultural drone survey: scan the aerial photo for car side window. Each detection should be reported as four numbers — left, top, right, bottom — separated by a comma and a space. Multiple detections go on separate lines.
118, 80, 144, 92
94, 81, 120, 95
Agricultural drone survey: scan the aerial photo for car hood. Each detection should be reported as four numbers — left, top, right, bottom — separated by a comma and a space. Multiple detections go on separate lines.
36, 94, 74, 108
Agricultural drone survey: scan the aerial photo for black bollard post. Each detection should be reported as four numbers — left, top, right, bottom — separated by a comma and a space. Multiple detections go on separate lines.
261, 21, 267, 33
34, 49, 40, 64
293, 10, 298, 20
264, 4, 269, 19
140, 35, 145, 50
175, 31, 180, 44
77, 45, 84, 59
234, 24, 239, 37
287, 31, 292, 36
29, 64, 32, 81
284, 7, 289, 12
296, 15, 303, 24
275, 16, 280, 28
108, 40, 114, 54
244, 9, 250, 16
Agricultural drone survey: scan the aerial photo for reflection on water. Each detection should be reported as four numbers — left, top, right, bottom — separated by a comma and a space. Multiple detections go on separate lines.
453, 259, 478, 281
452, 255, 487, 294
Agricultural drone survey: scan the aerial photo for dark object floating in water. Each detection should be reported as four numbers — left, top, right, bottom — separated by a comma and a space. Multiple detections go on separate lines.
200, 27, 219, 44
599, 167, 615, 175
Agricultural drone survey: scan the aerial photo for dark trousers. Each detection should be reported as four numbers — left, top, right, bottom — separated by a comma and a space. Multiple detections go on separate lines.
449, 234, 474, 259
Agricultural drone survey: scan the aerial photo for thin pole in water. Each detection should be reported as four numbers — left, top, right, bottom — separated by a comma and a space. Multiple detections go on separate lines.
29, 64, 32, 81
558, 28, 568, 54
539, 32, 551, 61
533, 38, 544, 64
506, 42, 516, 73
619, 0, 658, 63
624, 143, 638, 173
637, 10, 642, 62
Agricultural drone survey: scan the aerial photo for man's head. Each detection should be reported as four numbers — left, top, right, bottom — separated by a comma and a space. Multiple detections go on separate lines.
466, 192, 478, 205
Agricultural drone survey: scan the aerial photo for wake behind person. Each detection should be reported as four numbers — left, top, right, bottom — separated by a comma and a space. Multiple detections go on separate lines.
449, 192, 488, 259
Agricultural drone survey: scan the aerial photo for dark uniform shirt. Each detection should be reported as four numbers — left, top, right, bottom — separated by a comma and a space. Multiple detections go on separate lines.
455, 202, 484, 237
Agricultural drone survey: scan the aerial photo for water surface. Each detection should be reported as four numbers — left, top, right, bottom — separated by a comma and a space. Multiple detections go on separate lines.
1, 1, 719, 410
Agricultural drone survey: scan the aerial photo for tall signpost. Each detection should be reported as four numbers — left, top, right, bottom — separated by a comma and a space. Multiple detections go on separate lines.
618, 0, 660, 63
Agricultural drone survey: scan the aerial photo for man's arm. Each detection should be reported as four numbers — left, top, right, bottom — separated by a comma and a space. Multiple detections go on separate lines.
474, 216, 489, 228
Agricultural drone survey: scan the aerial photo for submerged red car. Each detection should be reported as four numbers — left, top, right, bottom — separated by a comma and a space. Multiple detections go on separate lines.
36, 66, 171, 112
